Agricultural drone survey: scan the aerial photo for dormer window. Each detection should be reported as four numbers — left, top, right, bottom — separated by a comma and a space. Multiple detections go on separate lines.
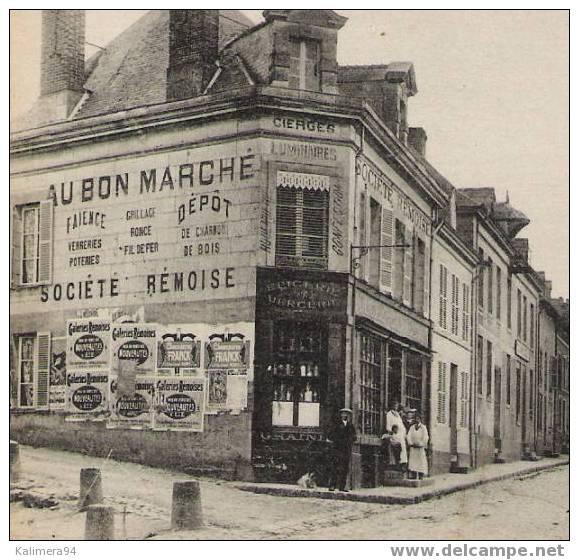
289, 38, 321, 91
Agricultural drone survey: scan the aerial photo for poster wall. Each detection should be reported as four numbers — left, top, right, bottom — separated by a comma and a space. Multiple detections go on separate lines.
49, 337, 67, 410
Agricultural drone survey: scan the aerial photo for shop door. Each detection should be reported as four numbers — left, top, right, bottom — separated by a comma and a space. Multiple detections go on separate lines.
449, 364, 458, 459
493, 366, 502, 449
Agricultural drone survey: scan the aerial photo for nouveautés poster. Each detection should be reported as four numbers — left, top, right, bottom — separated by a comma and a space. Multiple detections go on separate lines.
111, 323, 157, 378
66, 318, 111, 371
108, 376, 155, 428
155, 377, 205, 431
66, 370, 109, 417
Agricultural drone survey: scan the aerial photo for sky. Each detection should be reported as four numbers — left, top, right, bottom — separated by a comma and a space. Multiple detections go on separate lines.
10, 9, 569, 297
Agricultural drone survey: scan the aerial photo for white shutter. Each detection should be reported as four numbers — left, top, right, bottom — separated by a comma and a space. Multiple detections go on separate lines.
11, 206, 22, 288
437, 362, 447, 424
35, 332, 51, 409
403, 229, 414, 306
380, 206, 394, 294
423, 239, 430, 318
38, 200, 54, 285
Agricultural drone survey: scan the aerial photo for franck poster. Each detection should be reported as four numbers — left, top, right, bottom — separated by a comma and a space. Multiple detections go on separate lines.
157, 326, 201, 372
155, 377, 205, 431
67, 318, 111, 371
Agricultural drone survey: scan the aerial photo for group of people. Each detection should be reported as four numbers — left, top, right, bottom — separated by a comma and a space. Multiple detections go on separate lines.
326, 402, 429, 491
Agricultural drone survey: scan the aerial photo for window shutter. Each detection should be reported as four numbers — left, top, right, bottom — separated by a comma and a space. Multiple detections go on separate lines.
439, 265, 448, 329
437, 361, 447, 424
38, 200, 54, 285
403, 229, 414, 306
380, 206, 394, 294
35, 332, 51, 409
423, 240, 430, 318
11, 206, 22, 288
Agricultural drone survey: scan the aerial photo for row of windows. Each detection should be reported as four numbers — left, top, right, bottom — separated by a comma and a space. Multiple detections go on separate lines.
438, 265, 470, 341
477, 250, 535, 346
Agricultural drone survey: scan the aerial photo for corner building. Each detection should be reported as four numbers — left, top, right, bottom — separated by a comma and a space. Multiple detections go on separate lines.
12, 9, 489, 487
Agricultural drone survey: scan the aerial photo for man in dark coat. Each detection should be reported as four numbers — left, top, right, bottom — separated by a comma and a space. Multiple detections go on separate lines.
327, 408, 357, 492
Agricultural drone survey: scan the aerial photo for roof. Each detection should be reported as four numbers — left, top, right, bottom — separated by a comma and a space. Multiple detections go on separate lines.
16, 10, 254, 128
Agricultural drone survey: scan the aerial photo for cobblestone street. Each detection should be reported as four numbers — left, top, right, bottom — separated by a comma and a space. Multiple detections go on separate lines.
10, 446, 569, 540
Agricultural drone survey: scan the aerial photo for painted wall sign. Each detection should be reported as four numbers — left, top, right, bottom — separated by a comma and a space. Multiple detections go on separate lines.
355, 157, 431, 236
67, 318, 111, 371
155, 377, 205, 431
111, 323, 157, 376
260, 278, 347, 313
272, 116, 336, 134
269, 141, 338, 162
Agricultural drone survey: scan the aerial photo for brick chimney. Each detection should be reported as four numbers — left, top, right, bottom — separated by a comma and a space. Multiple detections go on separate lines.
408, 127, 427, 157
39, 10, 85, 120
167, 10, 219, 101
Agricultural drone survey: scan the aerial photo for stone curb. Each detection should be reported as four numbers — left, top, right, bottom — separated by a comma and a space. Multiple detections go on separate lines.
234, 459, 569, 506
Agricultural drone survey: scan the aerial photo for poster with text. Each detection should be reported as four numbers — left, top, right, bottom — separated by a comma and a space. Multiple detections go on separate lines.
154, 377, 205, 431
157, 325, 202, 373
108, 376, 155, 429
111, 323, 157, 381
65, 370, 109, 419
67, 318, 111, 371
49, 337, 67, 410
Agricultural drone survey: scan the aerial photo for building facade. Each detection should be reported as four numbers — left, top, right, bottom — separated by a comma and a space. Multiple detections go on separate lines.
10, 9, 568, 488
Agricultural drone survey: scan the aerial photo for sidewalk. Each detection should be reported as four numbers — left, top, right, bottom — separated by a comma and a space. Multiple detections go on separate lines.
234, 456, 570, 505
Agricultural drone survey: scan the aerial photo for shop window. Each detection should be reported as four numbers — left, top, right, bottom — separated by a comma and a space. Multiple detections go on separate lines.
11, 201, 54, 287
506, 354, 512, 405
438, 264, 448, 330
388, 344, 402, 405
451, 274, 459, 335
462, 283, 470, 341
288, 38, 321, 91
270, 321, 325, 428
486, 340, 493, 398
459, 371, 469, 428
275, 181, 329, 270
405, 352, 423, 414
476, 335, 484, 395
16, 333, 51, 409
436, 362, 447, 424
393, 220, 405, 301
359, 334, 382, 436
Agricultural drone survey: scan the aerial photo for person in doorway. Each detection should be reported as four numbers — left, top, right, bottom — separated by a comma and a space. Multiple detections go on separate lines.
406, 413, 429, 479
383, 401, 408, 470
327, 408, 357, 492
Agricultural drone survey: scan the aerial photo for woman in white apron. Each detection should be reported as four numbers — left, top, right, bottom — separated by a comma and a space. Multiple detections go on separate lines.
406, 413, 429, 479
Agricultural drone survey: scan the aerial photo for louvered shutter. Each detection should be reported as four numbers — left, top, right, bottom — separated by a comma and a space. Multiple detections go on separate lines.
38, 200, 54, 285
423, 239, 430, 318
380, 206, 394, 294
403, 229, 414, 306
437, 362, 447, 424
11, 206, 22, 288
35, 332, 51, 409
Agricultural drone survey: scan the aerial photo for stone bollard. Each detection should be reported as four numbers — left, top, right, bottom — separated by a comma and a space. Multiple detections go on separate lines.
79, 468, 103, 511
171, 480, 203, 530
10, 440, 21, 483
85, 504, 115, 540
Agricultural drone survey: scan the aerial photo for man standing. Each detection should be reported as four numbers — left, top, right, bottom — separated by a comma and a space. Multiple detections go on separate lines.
328, 408, 357, 492
406, 413, 429, 480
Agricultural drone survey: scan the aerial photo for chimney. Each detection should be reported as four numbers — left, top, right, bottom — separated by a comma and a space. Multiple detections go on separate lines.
408, 127, 427, 157
39, 10, 85, 119
544, 280, 553, 299
167, 10, 219, 102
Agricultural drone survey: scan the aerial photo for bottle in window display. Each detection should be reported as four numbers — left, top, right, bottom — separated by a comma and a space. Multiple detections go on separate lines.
285, 385, 293, 402
300, 364, 307, 377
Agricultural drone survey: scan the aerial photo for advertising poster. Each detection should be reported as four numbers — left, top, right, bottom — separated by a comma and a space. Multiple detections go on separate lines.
65, 370, 109, 419
108, 376, 155, 429
111, 323, 157, 377
67, 318, 111, 371
155, 377, 205, 431
157, 325, 202, 373
49, 337, 67, 410
204, 323, 253, 411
